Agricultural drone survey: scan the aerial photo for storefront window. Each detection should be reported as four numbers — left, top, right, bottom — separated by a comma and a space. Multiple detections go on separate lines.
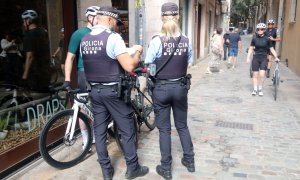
0, 0, 67, 173
112, 0, 129, 45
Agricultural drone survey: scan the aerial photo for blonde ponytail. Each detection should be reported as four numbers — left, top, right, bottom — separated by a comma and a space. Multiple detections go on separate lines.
161, 15, 180, 41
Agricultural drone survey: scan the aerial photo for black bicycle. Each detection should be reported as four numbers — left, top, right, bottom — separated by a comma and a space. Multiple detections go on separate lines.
114, 67, 155, 152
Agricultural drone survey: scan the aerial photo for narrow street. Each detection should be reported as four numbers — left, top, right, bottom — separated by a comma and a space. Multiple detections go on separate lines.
7, 35, 300, 180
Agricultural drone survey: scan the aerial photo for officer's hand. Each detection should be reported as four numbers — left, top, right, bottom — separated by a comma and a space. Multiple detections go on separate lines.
134, 45, 143, 54
188, 63, 192, 69
62, 81, 71, 91
275, 57, 280, 62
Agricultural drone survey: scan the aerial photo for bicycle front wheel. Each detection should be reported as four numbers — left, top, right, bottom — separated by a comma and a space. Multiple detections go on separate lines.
274, 70, 279, 101
39, 109, 92, 169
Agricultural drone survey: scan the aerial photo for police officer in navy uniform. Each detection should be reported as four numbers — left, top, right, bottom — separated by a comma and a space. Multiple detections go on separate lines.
79, 6, 148, 180
145, 2, 195, 179
265, 19, 281, 78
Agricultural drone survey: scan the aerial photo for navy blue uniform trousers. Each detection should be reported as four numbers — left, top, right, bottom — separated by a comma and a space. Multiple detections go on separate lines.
152, 82, 194, 170
90, 85, 138, 173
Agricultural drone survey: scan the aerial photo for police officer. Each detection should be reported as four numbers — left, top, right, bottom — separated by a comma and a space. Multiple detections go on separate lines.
265, 19, 281, 78
145, 2, 195, 179
80, 6, 148, 180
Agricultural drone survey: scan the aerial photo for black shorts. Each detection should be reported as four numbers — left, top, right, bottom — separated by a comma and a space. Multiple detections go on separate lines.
252, 55, 268, 71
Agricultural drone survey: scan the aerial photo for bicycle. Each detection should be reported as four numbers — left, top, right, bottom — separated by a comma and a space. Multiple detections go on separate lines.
114, 67, 155, 152
272, 59, 280, 101
39, 87, 119, 169
39, 67, 155, 169
0, 83, 62, 130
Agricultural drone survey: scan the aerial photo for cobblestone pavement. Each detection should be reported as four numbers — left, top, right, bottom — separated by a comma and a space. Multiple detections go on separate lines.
7, 35, 300, 180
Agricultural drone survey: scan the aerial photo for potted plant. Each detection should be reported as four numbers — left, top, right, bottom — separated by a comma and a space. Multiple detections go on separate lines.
0, 118, 8, 140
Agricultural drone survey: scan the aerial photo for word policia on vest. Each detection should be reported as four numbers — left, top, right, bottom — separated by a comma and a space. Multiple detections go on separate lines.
81, 40, 104, 54
163, 42, 188, 55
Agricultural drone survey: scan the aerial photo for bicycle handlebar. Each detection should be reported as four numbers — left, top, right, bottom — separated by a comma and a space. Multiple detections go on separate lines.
130, 67, 148, 77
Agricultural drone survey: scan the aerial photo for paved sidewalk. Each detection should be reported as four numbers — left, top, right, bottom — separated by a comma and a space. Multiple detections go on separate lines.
6, 35, 300, 180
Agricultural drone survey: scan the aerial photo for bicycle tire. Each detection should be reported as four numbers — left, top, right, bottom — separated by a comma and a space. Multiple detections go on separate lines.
39, 109, 92, 169
274, 70, 279, 101
142, 89, 155, 130
114, 114, 138, 153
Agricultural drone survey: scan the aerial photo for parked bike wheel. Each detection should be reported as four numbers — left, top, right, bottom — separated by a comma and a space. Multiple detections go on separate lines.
114, 114, 138, 153
0, 95, 32, 129
142, 88, 155, 130
39, 109, 92, 169
274, 70, 279, 101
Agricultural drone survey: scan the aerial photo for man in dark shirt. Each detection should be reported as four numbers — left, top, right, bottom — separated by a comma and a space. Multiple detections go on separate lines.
265, 19, 281, 78
223, 30, 230, 61
228, 28, 242, 69
21, 10, 51, 91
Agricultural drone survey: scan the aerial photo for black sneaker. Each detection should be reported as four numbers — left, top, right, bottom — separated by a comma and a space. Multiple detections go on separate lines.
156, 165, 172, 180
103, 167, 114, 180
125, 165, 149, 179
181, 158, 195, 172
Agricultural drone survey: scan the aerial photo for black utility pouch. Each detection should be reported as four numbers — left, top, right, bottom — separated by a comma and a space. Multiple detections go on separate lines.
118, 75, 132, 103
182, 74, 192, 90
147, 76, 155, 96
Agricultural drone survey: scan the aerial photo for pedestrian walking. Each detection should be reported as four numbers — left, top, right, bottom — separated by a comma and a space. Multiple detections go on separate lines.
228, 28, 242, 69
77, 6, 149, 180
207, 27, 223, 73
223, 29, 230, 61
246, 23, 279, 96
145, 2, 195, 179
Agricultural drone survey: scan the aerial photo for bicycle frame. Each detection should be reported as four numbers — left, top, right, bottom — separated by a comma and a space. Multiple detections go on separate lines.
64, 92, 114, 142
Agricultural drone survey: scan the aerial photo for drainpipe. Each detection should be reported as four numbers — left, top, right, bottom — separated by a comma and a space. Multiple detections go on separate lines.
276, 0, 284, 56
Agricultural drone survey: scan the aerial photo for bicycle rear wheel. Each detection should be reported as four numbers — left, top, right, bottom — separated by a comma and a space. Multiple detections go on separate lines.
114, 114, 138, 153
142, 88, 155, 130
39, 109, 92, 169
274, 70, 279, 101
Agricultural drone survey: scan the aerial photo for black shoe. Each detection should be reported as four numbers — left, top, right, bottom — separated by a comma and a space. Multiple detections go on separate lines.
156, 165, 172, 180
125, 165, 149, 179
103, 167, 114, 180
181, 158, 195, 172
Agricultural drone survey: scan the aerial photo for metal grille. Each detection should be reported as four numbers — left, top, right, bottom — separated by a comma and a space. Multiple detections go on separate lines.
215, 121, 253, 130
